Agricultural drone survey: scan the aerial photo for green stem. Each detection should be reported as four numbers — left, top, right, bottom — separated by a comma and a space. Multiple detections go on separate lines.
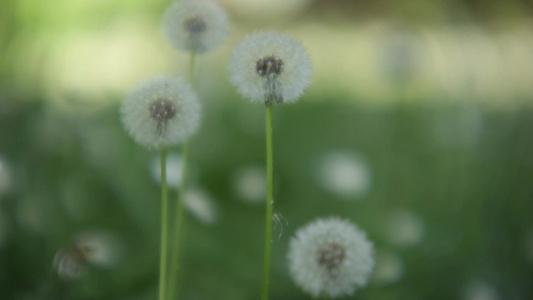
168, 142, 188, 300
261, 104, 274, 300
159, 148, 169, 300
167, 52, 196, 300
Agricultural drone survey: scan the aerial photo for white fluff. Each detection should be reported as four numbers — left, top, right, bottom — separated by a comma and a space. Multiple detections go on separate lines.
121, 76, 201, 149
288, 217, 374, 298
229, 31, 312, 104
162, 0, 229, 54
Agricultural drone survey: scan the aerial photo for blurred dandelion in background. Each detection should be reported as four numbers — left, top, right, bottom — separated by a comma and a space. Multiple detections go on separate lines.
151, 152, 183, 190
463, 280, 500, 300
54, 230, 124, 279
316, 150, 372, 200
387, 209, 425, 248
232, 165, 266, 204
162, 0, 229, 54
184, 188, 219, 225
371, 250, 404, 286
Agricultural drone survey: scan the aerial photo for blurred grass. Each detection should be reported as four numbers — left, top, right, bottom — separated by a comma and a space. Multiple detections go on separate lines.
0, 91, 532, 299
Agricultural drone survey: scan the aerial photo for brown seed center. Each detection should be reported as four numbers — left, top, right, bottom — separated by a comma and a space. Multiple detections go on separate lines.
317, 243, 346, 270
184, 16, 207, 34
149, 98, 176, 135
256, 56, 284, 77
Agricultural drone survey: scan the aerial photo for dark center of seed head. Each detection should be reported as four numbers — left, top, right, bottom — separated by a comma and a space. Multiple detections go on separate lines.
256, 56, 284, 77
149, 98, 176, 124
184, 16, 207, 34
317, 243, 346, 271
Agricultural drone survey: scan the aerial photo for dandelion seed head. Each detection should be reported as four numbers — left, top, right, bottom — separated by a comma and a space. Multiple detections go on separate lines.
229, 31, 312, 105
288, 217, 374, 298
162, 0, 229, 54
120, 76, 201, 149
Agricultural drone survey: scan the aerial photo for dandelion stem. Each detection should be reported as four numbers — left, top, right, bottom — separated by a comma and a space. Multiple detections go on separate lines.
159, 147, 169, 300
168, 142, 188, 300
168, 52, 196, 300
261, 104, 274, 300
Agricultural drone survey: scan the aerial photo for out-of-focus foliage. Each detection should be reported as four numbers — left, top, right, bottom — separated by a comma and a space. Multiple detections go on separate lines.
1, 0, 532, 299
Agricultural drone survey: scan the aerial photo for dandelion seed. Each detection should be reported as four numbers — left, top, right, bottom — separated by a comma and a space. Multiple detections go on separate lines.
120, 76, 201, 149
288, 217, 374, 298
162, 0, 229, 54
229, 31, 312, 105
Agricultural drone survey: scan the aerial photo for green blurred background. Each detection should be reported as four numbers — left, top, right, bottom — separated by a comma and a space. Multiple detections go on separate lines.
1, 0, 533, 299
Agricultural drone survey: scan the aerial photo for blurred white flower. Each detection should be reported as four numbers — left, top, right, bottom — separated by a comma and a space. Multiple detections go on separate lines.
53, 230, 124, 280
316, 150, 372, 200
463, 280, 499, 300
371, 250, 404, 285
162, 0, 229, 54
388, 209, 425, 248
151, 152, 183, 189
121, 76, 201, 149
232, 166, 266, 203
229, 31, 312, 105
75, 231, 124, 268
184, 188, 218, 225
288, 217, 374, 298
53, 246, 87, 280
0, 156, 13, 196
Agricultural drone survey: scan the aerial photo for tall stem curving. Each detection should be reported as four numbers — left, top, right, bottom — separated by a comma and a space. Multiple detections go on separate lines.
168, 52, 196, 300
261, 104, 274, 300
159, 148, 169, 300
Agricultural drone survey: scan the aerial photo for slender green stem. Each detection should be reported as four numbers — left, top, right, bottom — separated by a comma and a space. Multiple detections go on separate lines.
168, 53, 196, 300
261, 104, 274, 300
168, 142, 188, 300
159, 148, 169, 300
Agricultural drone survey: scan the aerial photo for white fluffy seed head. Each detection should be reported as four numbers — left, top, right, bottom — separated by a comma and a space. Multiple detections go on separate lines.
162, 0, 229, 54
229, 31, 312, 105
121, 76, 201, 149
288, 217, 374, 299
